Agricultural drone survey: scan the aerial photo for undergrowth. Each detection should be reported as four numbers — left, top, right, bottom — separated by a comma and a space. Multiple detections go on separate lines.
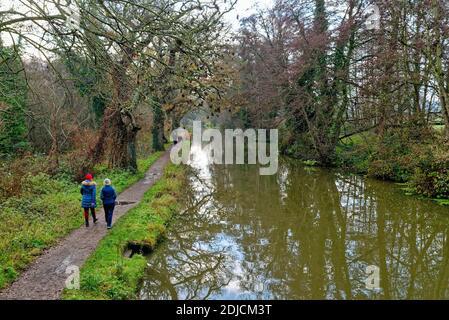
0, 152, 162, 289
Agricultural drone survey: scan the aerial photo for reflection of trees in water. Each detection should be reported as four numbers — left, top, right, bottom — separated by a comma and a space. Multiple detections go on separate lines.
140, 160, 449, 300
365, 180, 449, 299
140, 167, 234, 300
211, 160, 449, 299
334, 175, 449, 299
139, 233, 232, 300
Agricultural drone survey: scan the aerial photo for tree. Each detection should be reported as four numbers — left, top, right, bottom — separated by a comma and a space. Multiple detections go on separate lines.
235, 0, 449, 163
0, 46, 28, 156
1, 0, 235, 171
47, 0, 236, 170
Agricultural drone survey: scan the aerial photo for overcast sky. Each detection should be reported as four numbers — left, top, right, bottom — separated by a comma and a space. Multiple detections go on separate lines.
225, 0, 273, 29
1, 0, 273, 56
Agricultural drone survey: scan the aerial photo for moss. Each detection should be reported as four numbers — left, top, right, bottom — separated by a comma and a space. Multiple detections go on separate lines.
63, 163, 185, 300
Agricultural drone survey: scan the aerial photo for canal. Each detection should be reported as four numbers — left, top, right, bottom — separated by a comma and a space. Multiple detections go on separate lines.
139, 147, 449, 300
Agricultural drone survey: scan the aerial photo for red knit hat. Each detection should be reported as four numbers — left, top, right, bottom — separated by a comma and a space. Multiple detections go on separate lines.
85, 174, 93, 180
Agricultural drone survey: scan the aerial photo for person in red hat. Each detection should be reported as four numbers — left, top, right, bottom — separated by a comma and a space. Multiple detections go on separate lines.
80, 173, 98, 227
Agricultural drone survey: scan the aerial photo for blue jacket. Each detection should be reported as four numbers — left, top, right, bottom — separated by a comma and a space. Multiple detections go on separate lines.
80, 180, 97, 208
100, 185, 117, 206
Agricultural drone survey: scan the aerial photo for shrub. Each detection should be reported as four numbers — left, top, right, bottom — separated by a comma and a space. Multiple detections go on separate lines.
335, 132, 375, 174
409, 138, 449, 198
366, 127, 434, 182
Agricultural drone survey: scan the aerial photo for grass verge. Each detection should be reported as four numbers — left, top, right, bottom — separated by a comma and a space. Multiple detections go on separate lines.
63, 163, 185, 300
0, 152, 162, 290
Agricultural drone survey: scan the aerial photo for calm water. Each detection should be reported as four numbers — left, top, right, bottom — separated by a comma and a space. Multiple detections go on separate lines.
139, 148, 449, 300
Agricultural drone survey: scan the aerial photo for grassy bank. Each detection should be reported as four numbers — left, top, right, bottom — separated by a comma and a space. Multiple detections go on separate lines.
282, 125, 449, 206
63, 163, 185, 300
0, 152, 162, 290
334, 127, 449, 206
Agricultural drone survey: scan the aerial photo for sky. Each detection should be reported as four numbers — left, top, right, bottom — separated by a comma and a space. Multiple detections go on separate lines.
224, 0, 273, 30
0, 0, 273, 56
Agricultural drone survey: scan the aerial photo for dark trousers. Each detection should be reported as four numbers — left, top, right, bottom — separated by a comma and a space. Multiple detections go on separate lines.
83, 208, 96, 220
104, 204, 115, 227
83, 208, 97, 226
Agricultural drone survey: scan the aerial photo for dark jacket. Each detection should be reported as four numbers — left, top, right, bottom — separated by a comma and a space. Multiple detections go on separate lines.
80, 180, 97, 208
100, 185, 117, 206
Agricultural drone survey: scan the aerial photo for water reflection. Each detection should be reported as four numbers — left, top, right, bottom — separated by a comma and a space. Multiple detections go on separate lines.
140, 152, 449, 300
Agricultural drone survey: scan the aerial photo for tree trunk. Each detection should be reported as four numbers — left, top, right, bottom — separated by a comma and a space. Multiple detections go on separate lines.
47, 110, 61, 174
90, 107, 114, 164
109, 108, 140, 172
106, 59, 141, 171
431, 0, 449, 136
152, 101, 165, 151
437, 85, 449, 136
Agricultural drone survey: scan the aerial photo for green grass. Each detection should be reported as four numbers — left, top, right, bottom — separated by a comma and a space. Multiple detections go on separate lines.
339, 132, 369, 146
434, 198, 449, 206
0, 152, 163, 290
432, 124, 445, 133
335, 132, 376, 174
302, 160, 319, 167
63, 163, 185, 300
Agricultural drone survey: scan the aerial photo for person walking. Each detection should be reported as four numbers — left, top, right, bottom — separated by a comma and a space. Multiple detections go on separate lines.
81, 173, 98, 227
100, 178, 117, 229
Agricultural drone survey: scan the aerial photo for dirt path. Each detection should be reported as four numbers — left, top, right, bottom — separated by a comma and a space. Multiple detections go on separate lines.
0, 150, 171, 300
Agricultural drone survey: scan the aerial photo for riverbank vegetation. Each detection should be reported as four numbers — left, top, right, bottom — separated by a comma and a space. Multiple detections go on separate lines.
339, 128, 449, 204
229, 1, 449, 204
63, 164, 186, 300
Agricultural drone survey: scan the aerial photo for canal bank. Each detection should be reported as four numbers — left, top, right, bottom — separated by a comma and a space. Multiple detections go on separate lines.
0, 152, 166, 299
63, 163, 186, 300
